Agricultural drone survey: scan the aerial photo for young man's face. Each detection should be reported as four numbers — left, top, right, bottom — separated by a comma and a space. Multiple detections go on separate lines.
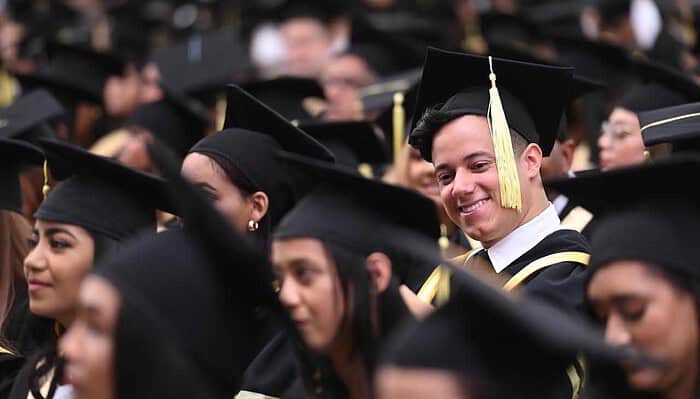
432, 115, 528, 247
281, 17, 332, 78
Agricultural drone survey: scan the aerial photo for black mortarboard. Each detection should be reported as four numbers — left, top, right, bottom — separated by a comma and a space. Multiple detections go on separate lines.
639, 102, 700, 153
557, 74, 607, 141
189, 84, 334, 226
410, 47, 574, 160
597, 0, 631, 25
545, 156, 700, 279
360, 69, 422, 115
126, 86, 209, 158
480, 12, 547, 49
380, 264, 648, 397
239, 77, 325, 122
0, 139, 43, 213
97, 140, 279, 398
550, 34, 632, 87
0, 90, 64, 142
274, 152, 440, 286
524, 2, 587, 37
151, 29, 253, 107
297, 121, 389, 167
34, 139, 173, 241
344, 17, 425, 77
276, 0, 348, 23
16, 42, 126, 105
616, 59, 700, 113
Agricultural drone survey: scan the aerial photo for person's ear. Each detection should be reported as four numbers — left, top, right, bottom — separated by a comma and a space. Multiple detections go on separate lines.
248, 191, 269, 224
366, 252, 392, 293
560, 138, 577, 172
522, 143, 543, 179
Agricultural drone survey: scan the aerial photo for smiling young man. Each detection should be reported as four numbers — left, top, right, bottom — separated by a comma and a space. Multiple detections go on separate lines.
411, 48, 590, 313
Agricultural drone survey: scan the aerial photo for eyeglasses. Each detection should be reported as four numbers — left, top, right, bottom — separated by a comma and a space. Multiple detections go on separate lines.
600, 121, 638, 142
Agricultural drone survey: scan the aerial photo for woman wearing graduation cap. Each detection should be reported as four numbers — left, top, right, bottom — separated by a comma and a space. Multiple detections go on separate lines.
8, 139, 172, 399
180, 84, 334, 254
56, 142, 279, 399
548, 157, 700, 399
267, 152, 441, 399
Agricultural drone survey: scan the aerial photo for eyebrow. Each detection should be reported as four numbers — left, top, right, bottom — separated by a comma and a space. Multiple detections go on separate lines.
435, 151, 493, 172
194, 182, 217, 192
44, 227, 78, 240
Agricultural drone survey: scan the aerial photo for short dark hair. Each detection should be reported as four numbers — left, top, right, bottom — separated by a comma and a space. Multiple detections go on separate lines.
410, 105, 528, 162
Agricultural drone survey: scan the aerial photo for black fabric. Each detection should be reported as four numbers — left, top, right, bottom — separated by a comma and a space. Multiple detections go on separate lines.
0, 90, 63, 142
617, 60, 700, 113
0, 353, 25, 399
0, 139, 43, 213
449, 229, 590, 313
239, 78, 325, 122
298, 121, 389, 167
33, 140, 172, 240
240, 332, 300, 398
127, 93, 208, 158
409, 47, 574, 161
639, 101, 700, 150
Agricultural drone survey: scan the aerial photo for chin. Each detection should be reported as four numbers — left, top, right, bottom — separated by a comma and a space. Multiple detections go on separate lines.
626, 368, 666, 392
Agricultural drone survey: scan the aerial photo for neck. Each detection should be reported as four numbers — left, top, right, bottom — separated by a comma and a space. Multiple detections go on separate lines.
481, 189, 549, 249
55, 312, 76, 330
329, 341, 368, 399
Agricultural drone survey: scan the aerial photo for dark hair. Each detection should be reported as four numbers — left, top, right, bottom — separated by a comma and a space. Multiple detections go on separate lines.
294, 241, 410, 399
27, 229, 120, 399
412, 106, 528, 162
196, 151, 273, 254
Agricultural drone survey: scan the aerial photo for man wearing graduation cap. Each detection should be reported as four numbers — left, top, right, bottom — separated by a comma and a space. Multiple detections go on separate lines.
410, 48, 589, 312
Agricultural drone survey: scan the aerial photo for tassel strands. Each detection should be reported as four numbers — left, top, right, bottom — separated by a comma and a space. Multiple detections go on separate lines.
486, 56, 522, 212
392, 92, 405, 165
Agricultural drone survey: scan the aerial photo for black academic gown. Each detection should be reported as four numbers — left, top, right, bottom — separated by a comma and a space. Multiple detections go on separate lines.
239, 333, 302, 399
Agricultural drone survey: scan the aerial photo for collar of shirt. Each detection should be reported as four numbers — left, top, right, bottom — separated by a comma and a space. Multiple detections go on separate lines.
467, 204, 561, 273
552, 194, 569, 216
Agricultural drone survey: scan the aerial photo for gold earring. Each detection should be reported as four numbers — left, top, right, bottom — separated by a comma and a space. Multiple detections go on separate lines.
247, 219, 259, 232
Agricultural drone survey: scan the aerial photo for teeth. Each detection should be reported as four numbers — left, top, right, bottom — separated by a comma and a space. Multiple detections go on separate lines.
460, 199, 487, 213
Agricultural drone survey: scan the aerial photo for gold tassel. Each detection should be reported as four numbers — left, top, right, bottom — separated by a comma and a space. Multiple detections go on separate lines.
41, 160, 51, 199
215, 94, 227, 131
392, 92, 405, 165
438, 224, 450, 253
487, 56, 522, 212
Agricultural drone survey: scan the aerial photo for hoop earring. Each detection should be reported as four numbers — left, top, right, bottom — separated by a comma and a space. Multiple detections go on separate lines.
247, 219, 259, 232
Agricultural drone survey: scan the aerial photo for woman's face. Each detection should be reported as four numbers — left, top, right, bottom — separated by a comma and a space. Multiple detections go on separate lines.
598, 107, 646, 171
273, 237, 345, 353
60, 276, 120, 399
181, 153, 254, 233
588, 261, 699, 393
406, 148, 441, 207
24, 220, 95, 325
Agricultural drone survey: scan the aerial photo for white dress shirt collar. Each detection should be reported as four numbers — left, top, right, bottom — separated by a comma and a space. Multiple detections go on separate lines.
468, 204, 561, 273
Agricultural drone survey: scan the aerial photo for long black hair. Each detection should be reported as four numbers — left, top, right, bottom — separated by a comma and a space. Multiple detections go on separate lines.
26, 229, 121, 399
292, 241, 411, 399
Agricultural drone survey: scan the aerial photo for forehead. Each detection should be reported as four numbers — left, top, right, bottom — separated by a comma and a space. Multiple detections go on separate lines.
588, 260, 670, 297
34, 219, 89, 236
272, 237, 328, 262
431, 114, 494, 162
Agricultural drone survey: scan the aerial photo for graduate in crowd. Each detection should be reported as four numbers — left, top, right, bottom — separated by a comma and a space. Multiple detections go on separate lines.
409, 48, 589, 317
250, 152, 440, 399
0, 139, 44, 397
180, 84, 334, 254
548, 156, 700, 399
9, 140, 172, 399
376, 252, 652, 399
57, 141, 280, 399
639, 101, 700, 157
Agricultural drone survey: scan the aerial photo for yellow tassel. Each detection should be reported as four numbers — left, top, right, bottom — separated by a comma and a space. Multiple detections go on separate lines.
392, 92, 405, 165
438, 224, 450, 253
215, 94, 227, 131
487, 56, 522, 212
41, 160, 51, 199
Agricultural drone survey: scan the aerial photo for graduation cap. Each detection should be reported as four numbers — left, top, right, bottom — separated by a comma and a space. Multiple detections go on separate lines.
409, 47, 574, 211
380, 262, 651, 397
239, 77, 325, 122
34, 139, 174, 241
126, 86, 209, 158
16, 41, 126, 105
0, 138, 44, 213
615, 59, 700, 113
297, 120, 389, 167
558, 74, 607, 141
524, 1, 587, 37
596, 0, 631, 25
550, 34, 632, 87
151, 29, 253, 107
274, 151, 441, 288
276, 0, 348, 23
188, 84, 334, 226
344, 17, 426, 77
0, 89, 64, 142
639, 102, 700, 153
545, 155, 700, 281
93, 139, 279, 398
480, 12, 548, 49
